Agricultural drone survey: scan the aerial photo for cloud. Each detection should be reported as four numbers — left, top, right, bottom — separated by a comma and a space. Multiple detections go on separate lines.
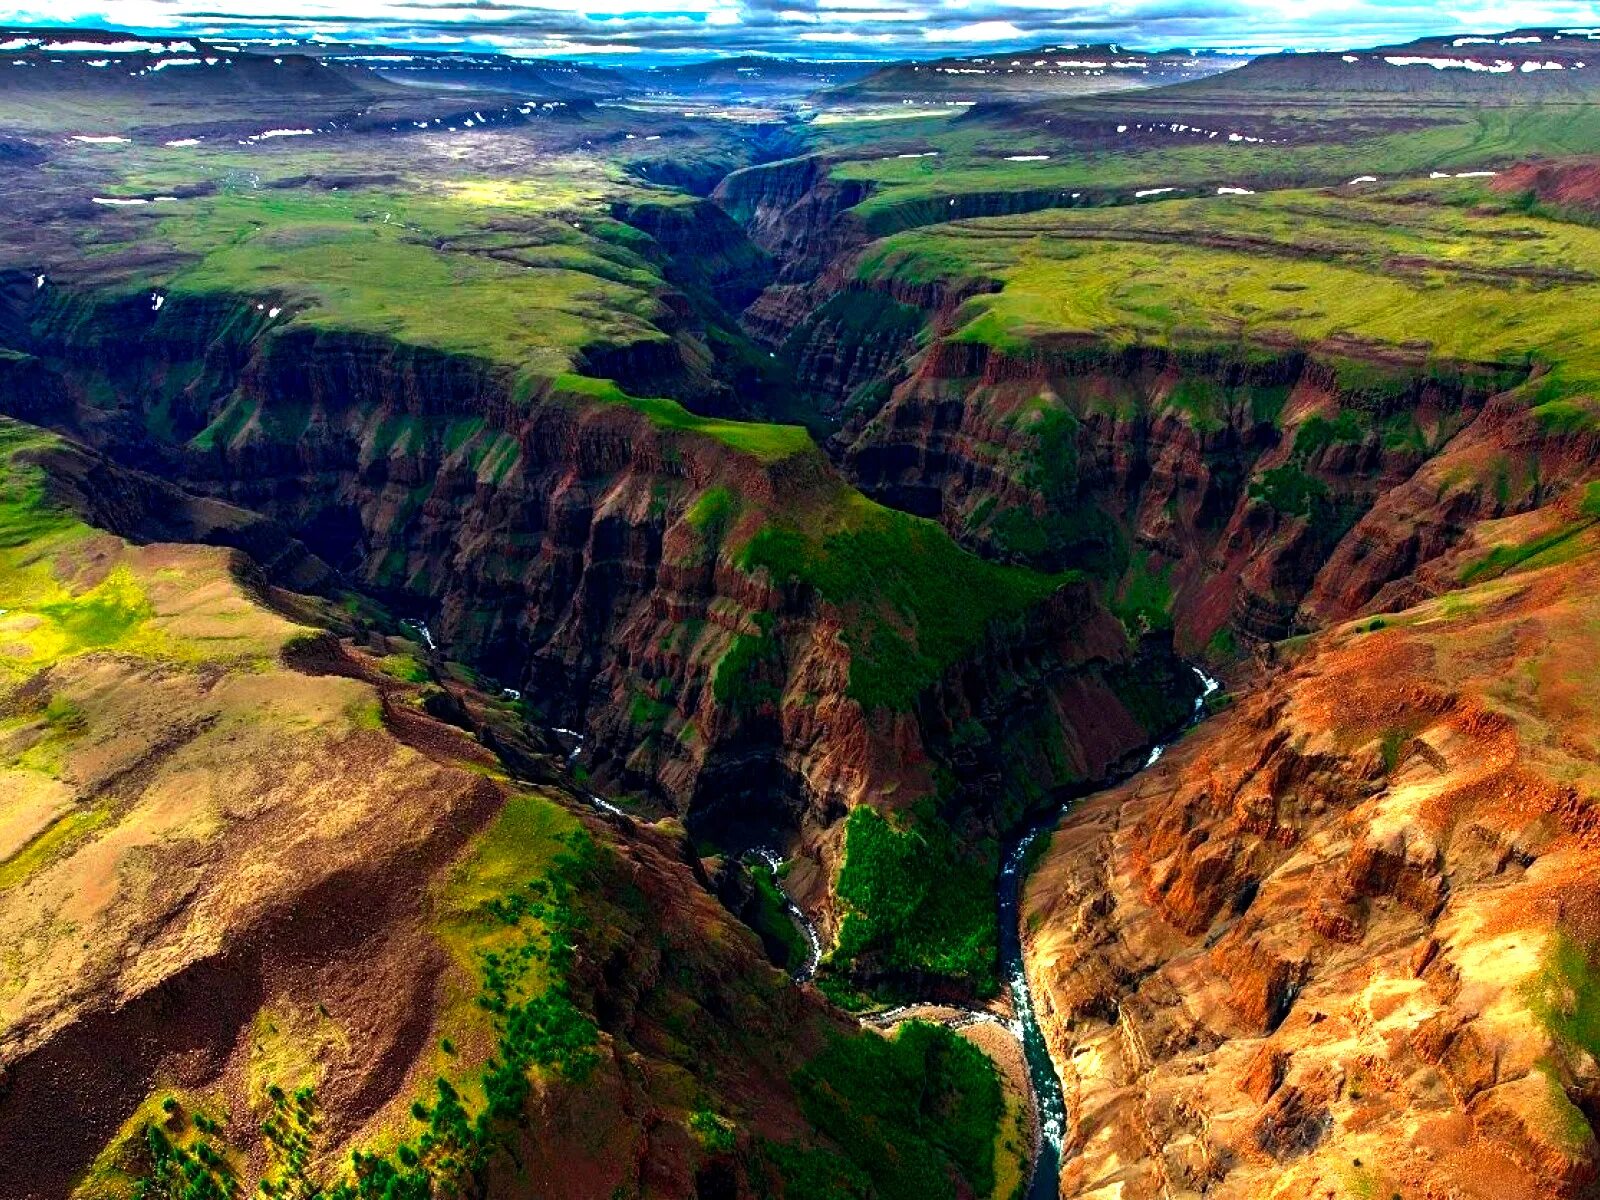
5, 0, 1598, 61
923, 18, 1025, 40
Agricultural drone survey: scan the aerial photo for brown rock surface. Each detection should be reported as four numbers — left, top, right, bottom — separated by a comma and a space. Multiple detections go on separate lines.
1022, 516, 1600, 1200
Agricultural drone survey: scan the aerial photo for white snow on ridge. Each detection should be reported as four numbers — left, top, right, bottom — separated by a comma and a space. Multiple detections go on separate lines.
1136, 186, 1177, 198
46, 39, 195, 53
1004, 154, 1051, 161
70, 134, 130, 144
164, 137, 202, 147
1217, 186, 1255, 195
1383, 55, 1515, 72
1521, 60, 1565, 71
1347, 175, 1379, 184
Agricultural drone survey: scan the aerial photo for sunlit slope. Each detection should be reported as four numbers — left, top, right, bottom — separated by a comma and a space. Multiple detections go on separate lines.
859, 179, 1600, 419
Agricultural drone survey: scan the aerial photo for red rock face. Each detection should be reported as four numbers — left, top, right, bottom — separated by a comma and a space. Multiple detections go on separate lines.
1492, 157, 1600, 214
1022, 520, 1600, 1200
833, 302, 1553, 653
0, 287, 1184, 950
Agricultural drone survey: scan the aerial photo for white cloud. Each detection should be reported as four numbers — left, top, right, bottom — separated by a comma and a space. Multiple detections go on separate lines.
924, 20, 1025, 42
14, 0, 1600, 62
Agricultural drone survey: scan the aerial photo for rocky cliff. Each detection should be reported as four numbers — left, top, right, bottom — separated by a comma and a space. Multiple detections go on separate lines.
0, 275, 1189, 991
828, 287, 1546, 657
1021, 484, 1600, 1199
0, 416, 1008, 1200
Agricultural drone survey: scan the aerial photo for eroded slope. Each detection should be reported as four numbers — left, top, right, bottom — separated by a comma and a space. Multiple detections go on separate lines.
1022, 485, 1600, 1199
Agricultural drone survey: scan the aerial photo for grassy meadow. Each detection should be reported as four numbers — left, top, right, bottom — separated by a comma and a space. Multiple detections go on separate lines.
858, 179, 1600, 424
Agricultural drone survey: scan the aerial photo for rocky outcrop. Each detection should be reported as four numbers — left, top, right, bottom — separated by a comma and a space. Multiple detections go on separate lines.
0, 283, 1185, 958
835, 316, 1533, 652
1021, 521, 1600, 1199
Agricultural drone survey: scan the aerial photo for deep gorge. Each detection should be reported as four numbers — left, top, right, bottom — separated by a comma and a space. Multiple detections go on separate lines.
0, 166, 1578, 1007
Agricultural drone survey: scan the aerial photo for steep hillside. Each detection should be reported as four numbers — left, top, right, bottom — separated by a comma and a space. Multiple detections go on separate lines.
0, 414, 1021, 1200
0, 143, 1190, 999
833, 180, 1600, 659
1022, 483, 1600, 1199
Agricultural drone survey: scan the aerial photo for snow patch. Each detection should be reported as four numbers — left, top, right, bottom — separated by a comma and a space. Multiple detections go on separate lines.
1383, 55, 1515, 73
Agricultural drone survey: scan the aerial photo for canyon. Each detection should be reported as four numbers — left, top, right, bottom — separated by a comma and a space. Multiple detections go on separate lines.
2, 22, 1600, 1200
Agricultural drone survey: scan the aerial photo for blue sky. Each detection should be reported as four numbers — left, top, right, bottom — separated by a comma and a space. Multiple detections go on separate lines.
5, 0, 1600, 61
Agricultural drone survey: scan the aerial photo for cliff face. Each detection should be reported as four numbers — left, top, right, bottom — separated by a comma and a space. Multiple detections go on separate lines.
832, 318, 1543, 653
0, 280, 1184, 961
1020, 494, 1600, 1199
712, 157, 876, 349
0, 422, 859, 1200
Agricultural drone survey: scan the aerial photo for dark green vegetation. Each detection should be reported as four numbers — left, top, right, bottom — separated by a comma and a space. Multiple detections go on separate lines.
740, 502, 1066, 711
830, 804, 999, 993
774, 1021, 1004, 1200
132, 829, 603, 1200
748, 856, 812, 971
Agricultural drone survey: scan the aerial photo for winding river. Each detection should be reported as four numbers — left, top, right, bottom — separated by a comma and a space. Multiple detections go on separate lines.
554, 666, 1218, 1200
999, 666, 1218, 1198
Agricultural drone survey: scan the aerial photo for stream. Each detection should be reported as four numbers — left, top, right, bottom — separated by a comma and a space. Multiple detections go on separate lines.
550, 666, 1218, 1200
1000, 665, 1218, 1198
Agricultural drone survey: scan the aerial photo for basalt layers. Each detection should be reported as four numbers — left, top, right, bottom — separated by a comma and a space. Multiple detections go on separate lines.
1020, 494, 1600, 1199
0, 421, 866, 1200
833, 315, 1551, 653
0, 281, 1185, 955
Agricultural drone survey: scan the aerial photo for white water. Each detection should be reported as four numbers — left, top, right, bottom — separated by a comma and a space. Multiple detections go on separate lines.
535, 667, 1221, 1197
752, 847, 823, 981
400, 618, 436, 651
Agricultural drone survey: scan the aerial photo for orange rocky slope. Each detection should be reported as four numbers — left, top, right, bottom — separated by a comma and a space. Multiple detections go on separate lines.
1022, 490, 1600, 1199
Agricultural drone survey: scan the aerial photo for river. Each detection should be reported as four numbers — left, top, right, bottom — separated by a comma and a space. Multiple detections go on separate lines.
554, 666, 1218, 1200
999, 665, 1218, 1198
